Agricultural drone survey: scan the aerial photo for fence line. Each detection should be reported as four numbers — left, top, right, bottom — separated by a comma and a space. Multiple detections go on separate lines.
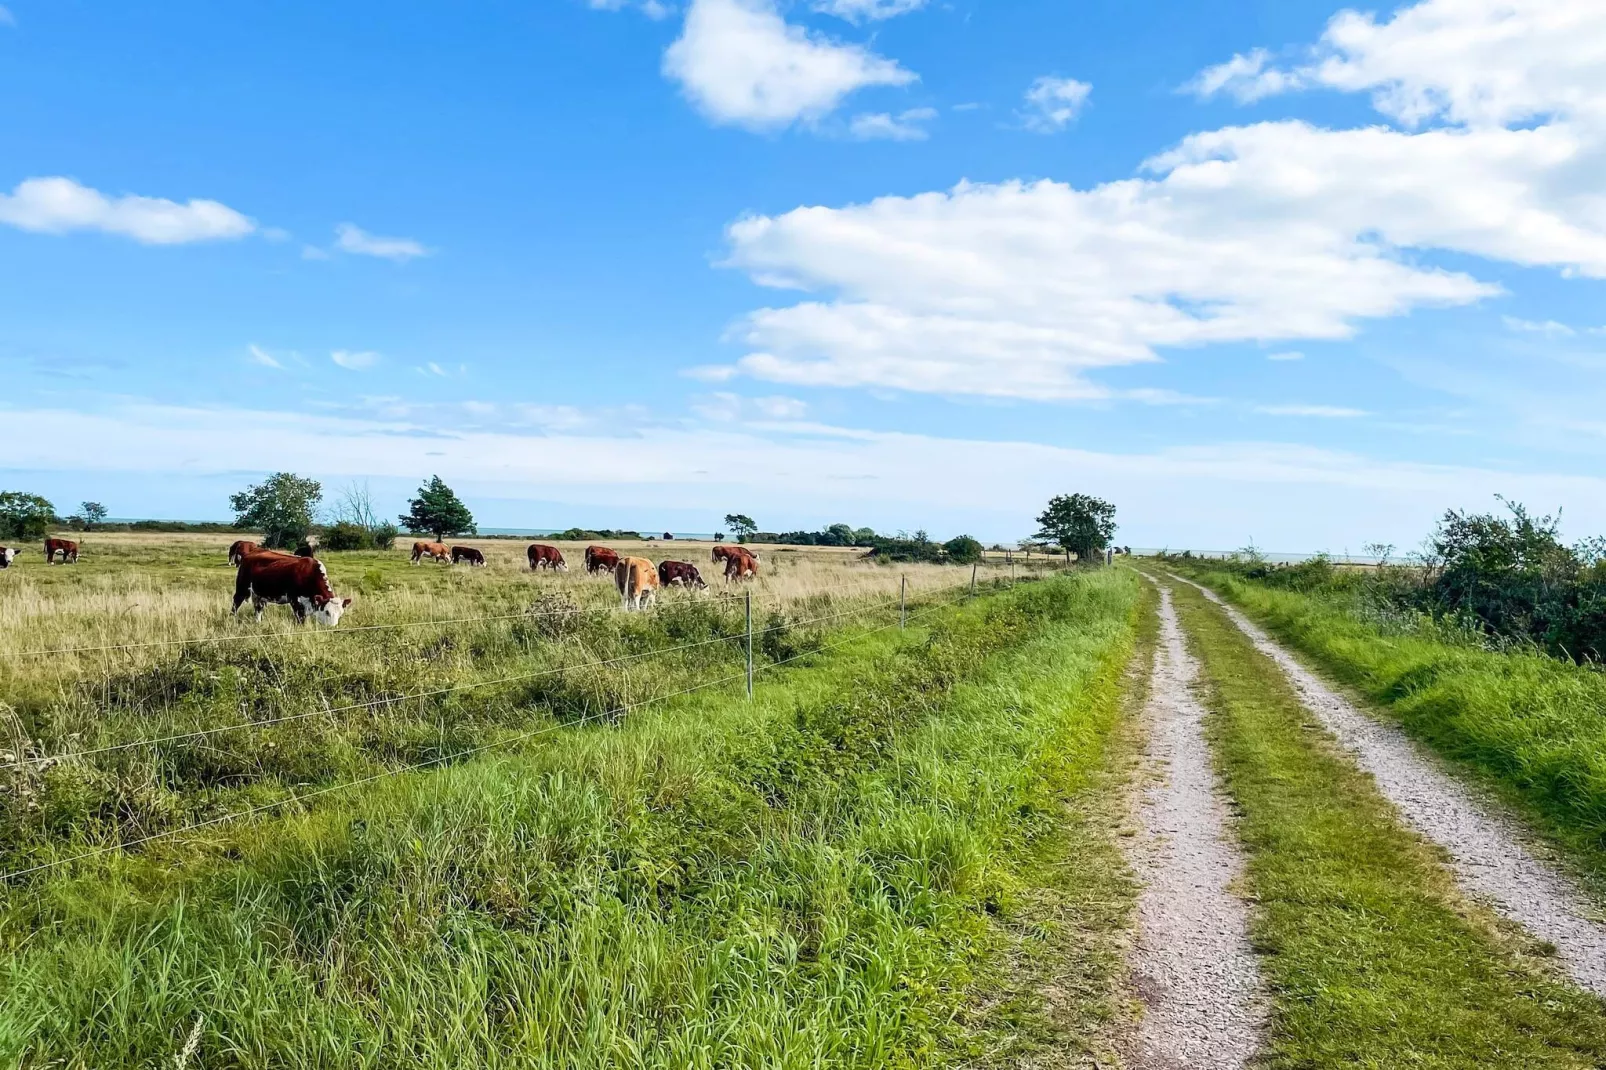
0, 580, 982, 772
0, 580, 986, 884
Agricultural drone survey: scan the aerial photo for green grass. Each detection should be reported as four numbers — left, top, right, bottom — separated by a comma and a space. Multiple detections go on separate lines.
0, 570, 1143, 1068
1165, 577, 1606, 1068
1168, 562, 1606, 892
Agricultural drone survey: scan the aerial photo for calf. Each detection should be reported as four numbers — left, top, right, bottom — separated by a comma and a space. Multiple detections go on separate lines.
452, 545, 486, 567
658, 560, 707, 590
585, 544, 620, 575
228, 540, 260, 566
615, 556, 660, 611
232, 550, 352, 625
723, 547, 759, 582
0, 546, 16, 569
528, 543, 567, 571
44, 538, 78, 564
411, 541, 450, 564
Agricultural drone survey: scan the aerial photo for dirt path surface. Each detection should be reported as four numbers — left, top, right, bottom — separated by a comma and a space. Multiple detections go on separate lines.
1124, 583, 1264, 1068
1168, 571, 1606, 998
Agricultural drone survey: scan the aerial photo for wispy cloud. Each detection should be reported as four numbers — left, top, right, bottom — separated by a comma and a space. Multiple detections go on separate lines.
1255, 404, 1367, 418
1267, 350, 1305, 361
1502, 315, 1576, 339
333, 223, 431, 262
331, 349, 380, 371
0, 7, 16, 27
247, 344, 285, 370
1020, 76, 1091, 133
811, 0, 925, 22
848, 107, 936, 141
0, 176, 255, 244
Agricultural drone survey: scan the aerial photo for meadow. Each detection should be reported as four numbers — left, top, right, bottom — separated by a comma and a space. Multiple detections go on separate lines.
0, 533, 1137, 1067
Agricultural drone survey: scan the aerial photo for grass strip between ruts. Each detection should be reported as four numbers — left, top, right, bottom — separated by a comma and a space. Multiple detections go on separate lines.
1166, 576, 1606, 1069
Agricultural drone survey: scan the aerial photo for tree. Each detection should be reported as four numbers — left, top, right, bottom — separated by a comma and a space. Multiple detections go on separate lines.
0, 491, 55, 540
943, 534, 983, 564
724, 513, 757, 542
229, 473, 322, 549
401, 475, 476, 540
80, 502, 108, 530
1034, 493, 1117, 565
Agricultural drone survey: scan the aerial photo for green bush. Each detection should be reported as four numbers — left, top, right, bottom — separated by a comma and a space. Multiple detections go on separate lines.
322, 521, 372, 551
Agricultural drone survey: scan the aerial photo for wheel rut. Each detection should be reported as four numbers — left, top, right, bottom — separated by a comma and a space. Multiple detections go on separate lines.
1167, 571, 1606, 999
1123, 582, 1265, 1069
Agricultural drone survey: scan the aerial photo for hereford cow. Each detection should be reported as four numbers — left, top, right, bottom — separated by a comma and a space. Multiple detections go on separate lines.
723, 547, 758, 582
0, 547, 16, 569
658, 560, 706, 590
227, 540, 260, 566
616, 556, 660, 610
232, 550, 352, 625
585, 544, 620, 576
452, 545, 486, 567
44, 538, 78, 564
712, 544, 761, 566
527, 543, 567, 571
411, 541, 450, 564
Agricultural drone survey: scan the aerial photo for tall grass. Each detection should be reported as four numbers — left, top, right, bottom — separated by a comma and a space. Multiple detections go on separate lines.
1170, 563, 1606, 889
0, 569, 1140, 1068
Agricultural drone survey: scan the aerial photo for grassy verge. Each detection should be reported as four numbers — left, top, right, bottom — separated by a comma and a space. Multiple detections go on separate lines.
1167, 578, 1606, 1068
1168, 562, 1606, 892
1, 571, 1141, 1068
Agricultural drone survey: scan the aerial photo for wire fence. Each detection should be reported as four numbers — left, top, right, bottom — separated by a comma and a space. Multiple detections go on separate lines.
0, 580, 992, 883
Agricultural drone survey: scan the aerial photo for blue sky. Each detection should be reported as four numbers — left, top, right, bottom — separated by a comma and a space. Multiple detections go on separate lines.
2, 0, 1604, 550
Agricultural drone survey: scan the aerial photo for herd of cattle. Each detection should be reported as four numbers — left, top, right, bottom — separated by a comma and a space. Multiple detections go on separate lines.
214, 538, 763, 624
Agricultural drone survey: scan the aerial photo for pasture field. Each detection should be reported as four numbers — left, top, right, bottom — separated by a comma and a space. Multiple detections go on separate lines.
0, 536, 1138, 1067
1162, 559, 1606, 893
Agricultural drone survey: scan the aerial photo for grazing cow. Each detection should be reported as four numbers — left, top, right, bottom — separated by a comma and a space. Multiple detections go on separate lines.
723, 547, 759, 582
411, 541, 450, 564
615, 556, 660, 610
712, 544, 762, 566
228, 540, 260, 566
232, 550, 352, 625
527, 543, 568, 571
585, 544, 620, 576
452, 545, 486, 567
658, 560, 707, 590
44, 538, 78, 564
0, 546, 16, 569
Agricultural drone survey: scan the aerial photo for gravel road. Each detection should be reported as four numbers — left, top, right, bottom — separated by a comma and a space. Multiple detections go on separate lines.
1124, 583, 1265, 1069
1168, 571, 1606, 998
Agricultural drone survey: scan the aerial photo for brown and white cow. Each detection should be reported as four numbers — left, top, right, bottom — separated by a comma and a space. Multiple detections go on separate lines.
712, 544, 761, 566
228, 540, 260, 566
451, 545, 486, 567
722, 547, 759, 582
0, 546, 16, 569
232, 550, 352, 625
528, 543, 567, 571
44, 538, 78, 564
658, 560, 707, 590
411, 541, 450, 564
585, 544, 620, 575
615, 556, 660, 610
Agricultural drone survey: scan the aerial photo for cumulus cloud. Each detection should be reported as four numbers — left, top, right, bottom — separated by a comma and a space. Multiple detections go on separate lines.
663, 0, 915, 130
712, 0, 1606, 400
333, 223, 430, 262
331, 350, 380, 371
1021, 76, 1092, 132
848, 107, 936, 140
0, 176, 255, 244
811, 0, 925, 22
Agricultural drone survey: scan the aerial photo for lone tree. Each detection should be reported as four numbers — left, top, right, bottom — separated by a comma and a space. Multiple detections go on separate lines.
402, 475, 476, 540
1035, 493, 1117, 565
80, 502, 108, 530
0, 491, 55, 540
943, 534, 983, 564
723, 513, 757, 542
231, 473, 323, 549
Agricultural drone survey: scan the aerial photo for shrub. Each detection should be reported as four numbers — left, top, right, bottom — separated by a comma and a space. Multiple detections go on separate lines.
323, 521, 372, 551
0, 491, 55, 540
371, 522, 399, 551
943, 535, 983, 564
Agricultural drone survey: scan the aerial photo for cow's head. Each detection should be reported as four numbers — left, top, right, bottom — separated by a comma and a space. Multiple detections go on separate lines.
302, 593, 353, 626
555, 560, 569, 572
0, 547, 14, 566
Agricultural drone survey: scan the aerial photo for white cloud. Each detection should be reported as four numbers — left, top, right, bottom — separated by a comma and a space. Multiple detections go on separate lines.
331, 350, 380, 371
1186, 48, 1306, 104
590, 0, 672, 18
682, 363, 741, 382
811, 0, 925, 22
847, 107, 936, 140
10, 400, 1606, 547
247, 345, 285, 370
1503, 315, 1577, 338
0, 177, 255, 244
715, 0, 1606, 401
333, 223, 430, 262
663, 0, 915, 130
1267, 350, 1305, 361
694, 391, 810, 421
1255, 403, 1367, 418
1021, 76, 1092, 132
